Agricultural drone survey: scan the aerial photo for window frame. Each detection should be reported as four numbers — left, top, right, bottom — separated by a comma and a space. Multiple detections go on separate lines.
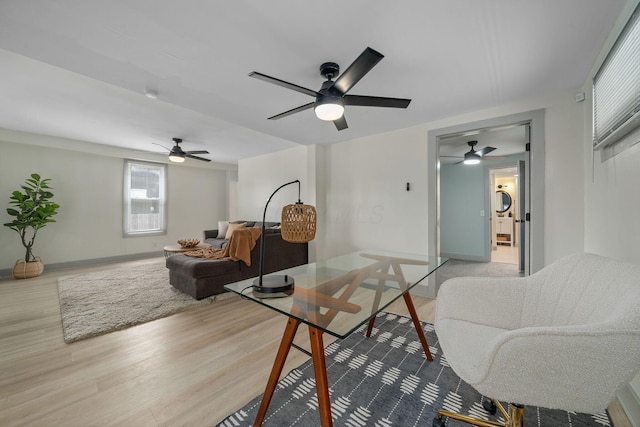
592, 2, 640, 151
123, 159, 168, 237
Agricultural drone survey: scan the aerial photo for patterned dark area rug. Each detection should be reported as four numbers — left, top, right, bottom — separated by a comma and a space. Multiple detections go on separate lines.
218, 312, 611, 426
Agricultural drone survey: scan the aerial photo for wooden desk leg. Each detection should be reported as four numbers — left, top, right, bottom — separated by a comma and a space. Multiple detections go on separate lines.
309, 326, 333, 427
403, 292, 433, 361
365, 317, 376, 337
254, 318, 301, 426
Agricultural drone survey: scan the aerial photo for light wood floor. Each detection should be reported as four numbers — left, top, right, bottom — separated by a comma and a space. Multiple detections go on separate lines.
0, 258, 631, 426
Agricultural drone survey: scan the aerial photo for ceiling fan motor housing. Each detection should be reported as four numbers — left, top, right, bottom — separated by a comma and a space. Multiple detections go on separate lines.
319, 62, 340, 80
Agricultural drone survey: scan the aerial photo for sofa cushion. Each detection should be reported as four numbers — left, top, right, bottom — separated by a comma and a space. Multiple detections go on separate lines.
254, 221, 280, 228
167, 254, 239, 279
204, 237, 228, 249
216, 221, 229, 238
225, 222, 246, 239
234, 220, 256, 227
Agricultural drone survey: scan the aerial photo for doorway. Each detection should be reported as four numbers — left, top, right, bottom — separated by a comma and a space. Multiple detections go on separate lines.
426, 109, 545, 293
438, 124, 527, 267
490, 166, 519, 265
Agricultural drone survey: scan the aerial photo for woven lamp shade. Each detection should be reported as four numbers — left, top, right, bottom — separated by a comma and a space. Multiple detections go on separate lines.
281, 203, 317, 243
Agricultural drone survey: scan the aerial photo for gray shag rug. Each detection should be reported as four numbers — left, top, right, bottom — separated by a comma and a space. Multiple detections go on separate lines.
56, 258, 230, 343
218, 312, 611, 427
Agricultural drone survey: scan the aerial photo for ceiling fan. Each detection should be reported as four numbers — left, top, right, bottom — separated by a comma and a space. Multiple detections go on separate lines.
249, 47, 411, 131
153, 138, 211, 163
442, 140, 503, 165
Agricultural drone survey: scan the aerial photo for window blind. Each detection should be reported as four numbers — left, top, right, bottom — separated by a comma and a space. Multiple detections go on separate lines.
593, 4, 640, 150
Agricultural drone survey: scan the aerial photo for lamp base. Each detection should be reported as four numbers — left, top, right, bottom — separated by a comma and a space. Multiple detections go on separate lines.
252, 275, 295, 296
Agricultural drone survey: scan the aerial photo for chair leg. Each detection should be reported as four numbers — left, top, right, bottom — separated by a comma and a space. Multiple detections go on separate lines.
508, 403, 524, 427
433, 400, 524, 427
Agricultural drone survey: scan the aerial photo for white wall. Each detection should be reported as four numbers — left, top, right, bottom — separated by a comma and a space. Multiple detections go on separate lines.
237, 145, 311, 222
0, 133, 231, 273
328, 89, 586, 264
237, 145, 320, 260
323, 126, 430, 258
440, 163, 486, 260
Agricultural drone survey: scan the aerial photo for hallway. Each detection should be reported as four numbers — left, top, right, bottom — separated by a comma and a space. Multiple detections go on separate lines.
491, 244, 518, 264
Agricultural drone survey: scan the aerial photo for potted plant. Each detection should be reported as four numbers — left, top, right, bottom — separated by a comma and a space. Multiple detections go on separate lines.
4, 173, 60, 279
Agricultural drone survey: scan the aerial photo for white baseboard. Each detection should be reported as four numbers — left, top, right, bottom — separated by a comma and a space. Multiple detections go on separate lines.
440, 252, 490, 263
618, 375, 640, 427
618, 374, 640, 427
0, 251, 163, 279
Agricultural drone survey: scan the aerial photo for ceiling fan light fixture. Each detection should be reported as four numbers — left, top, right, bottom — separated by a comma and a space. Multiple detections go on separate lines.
169, 152, 185, 163
463, 152, 481, 165
314, 96, 345, 121
144, 89, 159, 99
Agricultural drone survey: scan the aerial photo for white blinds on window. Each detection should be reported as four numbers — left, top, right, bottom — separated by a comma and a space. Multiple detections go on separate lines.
593, 5, 640, 150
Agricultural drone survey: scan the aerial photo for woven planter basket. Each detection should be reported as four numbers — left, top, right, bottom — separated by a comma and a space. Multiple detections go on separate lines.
281, 204, 317, 243
13, 257, 44, 279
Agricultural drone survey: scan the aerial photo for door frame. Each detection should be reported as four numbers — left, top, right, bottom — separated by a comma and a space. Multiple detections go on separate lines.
426, 109, 545, 288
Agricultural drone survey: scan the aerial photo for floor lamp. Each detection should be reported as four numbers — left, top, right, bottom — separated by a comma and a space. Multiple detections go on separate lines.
252, 179, 316, 295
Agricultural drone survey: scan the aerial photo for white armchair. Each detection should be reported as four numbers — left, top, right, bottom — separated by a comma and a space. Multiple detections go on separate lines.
434, 253, 640, 427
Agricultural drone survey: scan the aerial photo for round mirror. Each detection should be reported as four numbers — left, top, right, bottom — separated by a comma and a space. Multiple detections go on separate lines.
496, 190, 512, 213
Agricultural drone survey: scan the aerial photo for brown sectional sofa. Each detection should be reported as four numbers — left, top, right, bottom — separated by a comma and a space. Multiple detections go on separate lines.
165, 221, 308, 299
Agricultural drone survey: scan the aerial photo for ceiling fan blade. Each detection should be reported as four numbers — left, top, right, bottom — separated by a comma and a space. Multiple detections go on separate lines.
440, 155, 463, 158
268, 102, 314, 120
152, 142, 171, 152
330, 47, 384, 96
249, 71, 319, 98
185, 153, 211, 162
344, 95, 411, 108
333, 115, 348, 131
477, 146, 497, 156
185, 150, 209, 155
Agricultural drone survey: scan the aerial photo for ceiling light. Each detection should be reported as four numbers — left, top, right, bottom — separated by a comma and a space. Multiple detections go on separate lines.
463, 152, 481, 165
169, 153, 185, 163
314, 96, 345, 121
145, 89, 159, 99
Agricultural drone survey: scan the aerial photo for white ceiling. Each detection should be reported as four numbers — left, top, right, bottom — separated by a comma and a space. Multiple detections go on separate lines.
0, 1, 626, 165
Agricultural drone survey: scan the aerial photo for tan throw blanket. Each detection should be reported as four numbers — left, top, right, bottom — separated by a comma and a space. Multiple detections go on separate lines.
185, 227, 262, 266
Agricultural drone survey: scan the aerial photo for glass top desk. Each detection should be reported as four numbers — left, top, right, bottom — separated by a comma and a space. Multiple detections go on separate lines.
225, 249, 448, 427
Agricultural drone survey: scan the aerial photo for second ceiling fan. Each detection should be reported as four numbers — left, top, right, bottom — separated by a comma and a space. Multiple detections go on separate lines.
249, 47, 411, 131
153, 138, 211, 163
442, 140, 505, 165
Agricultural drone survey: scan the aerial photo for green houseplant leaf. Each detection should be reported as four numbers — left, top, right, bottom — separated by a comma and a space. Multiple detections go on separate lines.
4, 173, 60, 262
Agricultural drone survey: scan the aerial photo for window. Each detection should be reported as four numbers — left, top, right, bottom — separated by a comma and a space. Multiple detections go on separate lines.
123, 160, 167, 236
593, 3, 640, 150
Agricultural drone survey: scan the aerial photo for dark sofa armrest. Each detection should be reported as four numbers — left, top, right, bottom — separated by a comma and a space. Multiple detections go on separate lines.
203, 229, 219, 239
